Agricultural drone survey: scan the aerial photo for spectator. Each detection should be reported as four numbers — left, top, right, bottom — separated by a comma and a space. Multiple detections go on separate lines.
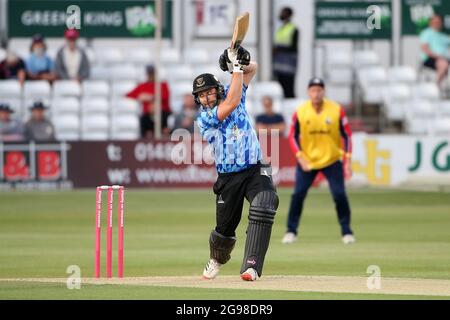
24, 101, 55, 142
273, 7, 299, 98
25, 33, 55, 82
0, 50, 26, 85
55, 29, 90, 81
255, 96, 286, 136
171, 93, 199, 133
0, 103, 25, 141
420, 14, 450, 87
126, 64, 171, 138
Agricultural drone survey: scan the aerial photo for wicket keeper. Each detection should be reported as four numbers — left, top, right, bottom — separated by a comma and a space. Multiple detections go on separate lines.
282, 78, 355, 245
192, 47, 279, 281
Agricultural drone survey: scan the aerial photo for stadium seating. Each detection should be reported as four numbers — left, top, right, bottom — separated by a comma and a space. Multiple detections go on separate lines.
94, 47, 124, 65
170, 81, 194, 114
24, 81, 51, 99
50, 97, 80, 116
54, 114, 81, 141
81, 97, 109, 116
81, 114, 109, 140
111, 115, 140, 140
183, 48, 210, 65
53, 80, 82, 97
82, 80, 110, 97
111, 97, 140, 116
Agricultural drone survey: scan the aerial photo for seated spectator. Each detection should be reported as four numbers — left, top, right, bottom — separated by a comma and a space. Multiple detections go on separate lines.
0, 103, 25, 141
171, 93, 199, 133
24, 101, 55, 141
25, 33, 56, 82
255, 96, 286, 136
0, 50, 26, 85
420, 14, 450, 87
55, 29, 90, 81
126, 64, 171, 138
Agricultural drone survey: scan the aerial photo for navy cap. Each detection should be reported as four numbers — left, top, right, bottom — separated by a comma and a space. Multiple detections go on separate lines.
0, 103, 14, 113
308, 77, 325, 88
29, 101, 47, 110
146, 64, 155, 73
32, 33, 45, 43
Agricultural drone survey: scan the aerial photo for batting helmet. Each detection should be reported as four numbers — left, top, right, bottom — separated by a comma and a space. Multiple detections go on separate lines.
192, 73, 225, 106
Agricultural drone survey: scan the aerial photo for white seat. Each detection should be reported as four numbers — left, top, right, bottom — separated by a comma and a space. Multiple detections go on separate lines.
24, 81, 51, 98
94, 48, 124, 65
90, 65, 110, 80
193, 64, 222, 79
81, 97, 109, 115
411, 82, 440, 101
432, 118, 450, 135
111, 81, 138, 98
81, 131, 110, 141
160, 48, 181, 64
252, 81, 284, 100
209, 48, 225, 64
382, 84, 412, 103
166, 64, 195, 82
353, 51, 380, 69
51, 97, 80, 116
82, 80, 110, 97
387, 66, 418, 84
81, 115, 109, 140
406, 118, 431, 135
0, 80, 22, 97
111, 97, 140, 115
111, 115, 140, 140
54, 114, 80, 140
327, 68, 353, 85
183, 48, 210, 64
384, 102, 406, 121
128, 48, 153, 65
327, 51, 353, 68
111, 64, 139, 81
170, 81, 194, 113
382, 85, 412, 121
437, 100, 450, 116
409, 99, 435, 118
325, 86, 352, 106
358, 67, 387, 89
53, 80, 81, 97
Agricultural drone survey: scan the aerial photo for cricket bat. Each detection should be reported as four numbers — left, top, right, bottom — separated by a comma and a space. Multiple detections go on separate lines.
230, 12, 250, 52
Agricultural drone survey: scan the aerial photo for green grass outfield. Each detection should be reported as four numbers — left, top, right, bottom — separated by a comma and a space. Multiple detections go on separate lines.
0, 187, 449, 300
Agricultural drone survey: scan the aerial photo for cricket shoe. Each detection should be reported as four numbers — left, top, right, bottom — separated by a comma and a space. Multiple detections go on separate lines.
240, 268, 258, 281
342, 234, 356, 244
202, 259, 222, 280
281, 232, 297, 244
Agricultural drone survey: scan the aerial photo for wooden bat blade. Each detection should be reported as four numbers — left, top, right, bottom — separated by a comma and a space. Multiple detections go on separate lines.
231, 12, 250, 50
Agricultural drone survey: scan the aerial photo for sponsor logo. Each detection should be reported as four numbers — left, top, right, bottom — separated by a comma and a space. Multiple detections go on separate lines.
247, 259, 256, 265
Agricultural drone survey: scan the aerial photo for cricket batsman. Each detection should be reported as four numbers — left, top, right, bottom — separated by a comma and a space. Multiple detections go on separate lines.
282, 78, 355, 245
192, 46, 279, 281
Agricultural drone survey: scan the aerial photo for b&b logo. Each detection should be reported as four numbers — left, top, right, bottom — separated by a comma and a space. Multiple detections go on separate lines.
1, 142, 69, 183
